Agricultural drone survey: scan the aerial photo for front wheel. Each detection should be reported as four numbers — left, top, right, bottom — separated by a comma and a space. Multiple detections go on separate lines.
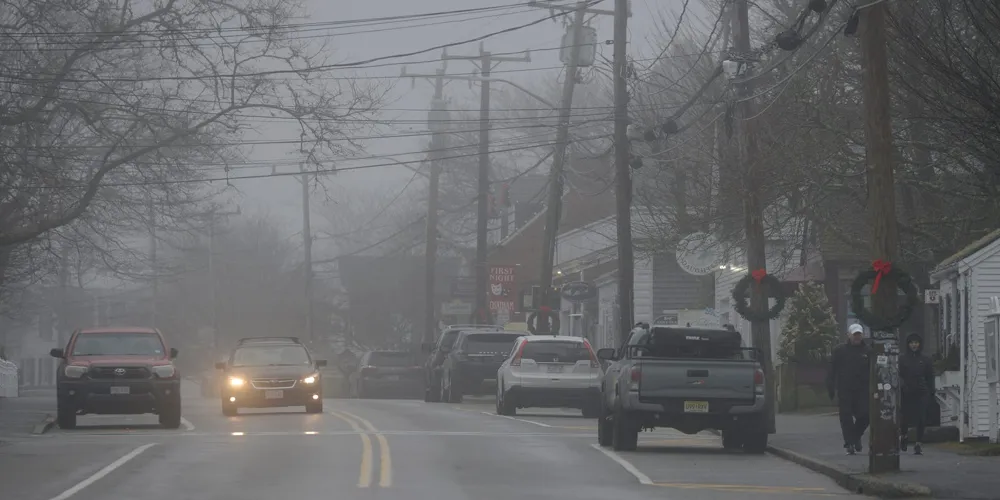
425, 373, 441, 403
159, 396, 182, 429
222, 398, 238, 416
305, 400, 324, 414
57, 398, 77, 430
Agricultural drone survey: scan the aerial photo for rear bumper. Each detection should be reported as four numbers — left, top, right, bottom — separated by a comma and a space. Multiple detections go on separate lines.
622, 392, 766, 432
453, 362, 503, 383
506, 386, 600, 408
224, 384, 322, 408
58, 379, 180, 415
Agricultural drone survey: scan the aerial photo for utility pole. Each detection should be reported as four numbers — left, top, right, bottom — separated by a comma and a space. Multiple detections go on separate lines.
612, 0, 634, 344
534, 0, 613, 335
443, 44, 530, 325
148, 197, 158, 328
733, 0, 775, 433
206, 207, 240, 353
300, 163, 315, 343
859, 0, 901, 474
421, 67, 448, 346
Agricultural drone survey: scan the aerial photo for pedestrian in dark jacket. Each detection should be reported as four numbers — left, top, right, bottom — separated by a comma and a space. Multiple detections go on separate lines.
899, 333, 934, 455
827, 323, 872, 455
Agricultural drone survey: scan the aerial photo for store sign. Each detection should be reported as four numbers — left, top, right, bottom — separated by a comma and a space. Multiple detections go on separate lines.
489, 266, 516, 314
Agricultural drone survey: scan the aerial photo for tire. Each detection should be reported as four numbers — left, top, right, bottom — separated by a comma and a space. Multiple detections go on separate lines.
222, 399, 238, 416
446, 377, 463, 403
611, 405, 639, 451
597, 403, 613, 447
425, 373, 441, 402
721, 430, 743, 450
159, 396, 182, 429
57, 398, 77, 430
498, 390, 516, 416
305, 400, 324, 414
743, 429, 768, 454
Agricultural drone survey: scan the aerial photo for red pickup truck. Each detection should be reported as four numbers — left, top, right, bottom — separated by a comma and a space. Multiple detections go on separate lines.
49, 327, 181, 429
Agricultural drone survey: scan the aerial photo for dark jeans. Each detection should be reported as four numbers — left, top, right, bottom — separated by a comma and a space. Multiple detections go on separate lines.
838, 390, 870, 446
900, 391, 929, 442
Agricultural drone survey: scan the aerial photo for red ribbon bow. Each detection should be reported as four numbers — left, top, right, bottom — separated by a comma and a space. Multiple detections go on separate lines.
751, 269, 767, 284
871, 260, 892, 294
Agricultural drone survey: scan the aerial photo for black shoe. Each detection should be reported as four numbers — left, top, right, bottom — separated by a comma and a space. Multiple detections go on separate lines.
900, 435, 908, 452
845, 443, 856, 455
914, 443, 922, 455
854, 440, 863, 453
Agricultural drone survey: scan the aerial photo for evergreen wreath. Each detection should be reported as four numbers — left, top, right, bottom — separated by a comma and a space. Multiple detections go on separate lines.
527, 306, 560, 334
732, 269, 787, 322
849, 260, 919, 331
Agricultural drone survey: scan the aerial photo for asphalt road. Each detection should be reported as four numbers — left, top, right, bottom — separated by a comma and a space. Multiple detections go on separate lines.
1, 382, 856, 500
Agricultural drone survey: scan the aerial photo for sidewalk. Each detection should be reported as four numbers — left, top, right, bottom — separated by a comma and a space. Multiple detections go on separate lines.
0, 388, 57, 438
771, 413, 999, 499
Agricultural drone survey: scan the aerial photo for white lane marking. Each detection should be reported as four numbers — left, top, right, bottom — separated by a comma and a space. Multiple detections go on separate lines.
481, 411, 553, 427
48, 443, 157, 500
590, 444, 654, 485
179, 417, 195, 431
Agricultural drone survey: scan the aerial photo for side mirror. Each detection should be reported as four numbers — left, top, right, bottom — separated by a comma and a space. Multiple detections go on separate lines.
596, 348, 616, 361
215, 361, 227, 370
315, 360, 328, 368
50, 348, 65, 359
169, 348, 179, 359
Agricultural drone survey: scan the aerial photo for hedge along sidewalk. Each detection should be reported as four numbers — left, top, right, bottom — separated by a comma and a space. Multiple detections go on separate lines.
770, 413, 999, 499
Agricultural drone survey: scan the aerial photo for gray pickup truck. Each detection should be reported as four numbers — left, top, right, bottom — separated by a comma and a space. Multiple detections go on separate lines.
595, 325, 768, 453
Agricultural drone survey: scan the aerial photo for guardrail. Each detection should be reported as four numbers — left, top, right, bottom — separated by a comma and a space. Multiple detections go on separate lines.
0, 359, 18, 398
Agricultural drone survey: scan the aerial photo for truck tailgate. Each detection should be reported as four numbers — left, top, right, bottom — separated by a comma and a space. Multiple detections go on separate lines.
637, 359, 756, 402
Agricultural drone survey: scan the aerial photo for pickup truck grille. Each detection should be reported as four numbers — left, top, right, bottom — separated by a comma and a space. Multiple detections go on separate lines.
90, 367, 150, 380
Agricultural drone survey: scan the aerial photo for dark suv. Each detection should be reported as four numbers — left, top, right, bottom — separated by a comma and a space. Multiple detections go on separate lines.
439, 331, 526, 403
215, 337, 327, 415
50, 327, 181, 430
422, 324, 502, 403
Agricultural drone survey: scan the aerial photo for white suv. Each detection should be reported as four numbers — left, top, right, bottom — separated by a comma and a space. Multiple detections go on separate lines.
496, 336, 602, 417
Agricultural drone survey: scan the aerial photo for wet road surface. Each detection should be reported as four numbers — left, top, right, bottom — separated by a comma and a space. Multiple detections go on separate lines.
1, 382, 856, 500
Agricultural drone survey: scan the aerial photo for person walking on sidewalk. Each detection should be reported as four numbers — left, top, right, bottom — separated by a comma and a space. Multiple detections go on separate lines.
827, 323, 872, 455
899, 333, 934, 455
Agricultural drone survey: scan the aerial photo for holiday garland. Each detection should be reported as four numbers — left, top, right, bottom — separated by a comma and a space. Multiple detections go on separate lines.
732, 269, 787, 322
849, 260, 919, 331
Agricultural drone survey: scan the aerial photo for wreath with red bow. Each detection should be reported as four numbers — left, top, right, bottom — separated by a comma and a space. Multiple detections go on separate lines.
732, 269, 787, 322
850, 260, 919, 331
527, 306, 561, 334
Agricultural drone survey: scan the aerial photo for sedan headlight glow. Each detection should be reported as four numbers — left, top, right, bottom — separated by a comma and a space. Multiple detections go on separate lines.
302, 375, 317, 384
228, 377, 245, 388
151, 365, 176, 378
64, 365, 89, 378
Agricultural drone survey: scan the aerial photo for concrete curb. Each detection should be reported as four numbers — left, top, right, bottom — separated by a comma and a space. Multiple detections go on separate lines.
31, 414, 55, 435
766, 444, 933, 498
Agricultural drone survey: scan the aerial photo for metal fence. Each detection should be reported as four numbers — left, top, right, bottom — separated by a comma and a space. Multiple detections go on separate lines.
0, 359, 18, 397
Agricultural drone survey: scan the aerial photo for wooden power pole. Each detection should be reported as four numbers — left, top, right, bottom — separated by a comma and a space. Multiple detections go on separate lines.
424, 69, 446, 345
612, 0, 634, 344
734, 0, 776, 434
860, 1, 901, 474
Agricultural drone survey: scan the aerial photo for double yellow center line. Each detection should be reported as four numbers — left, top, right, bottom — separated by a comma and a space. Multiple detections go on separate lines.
330, 410, 392, 488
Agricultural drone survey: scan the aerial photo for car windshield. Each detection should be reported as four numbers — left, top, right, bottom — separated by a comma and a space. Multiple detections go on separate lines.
464, 334, 521, 354
368, 352, 415, 367
231, 345, 311, 367
520, 341, 592, 363
637, 328, 748, 360
71, 332, 165, 357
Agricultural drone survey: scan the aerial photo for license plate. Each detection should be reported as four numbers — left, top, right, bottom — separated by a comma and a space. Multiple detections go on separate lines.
110, 386, 130, 395
683, 401, 709, 413
264, 390, 284, 399
546, 365, 563, 373
384, 376, 399, 381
